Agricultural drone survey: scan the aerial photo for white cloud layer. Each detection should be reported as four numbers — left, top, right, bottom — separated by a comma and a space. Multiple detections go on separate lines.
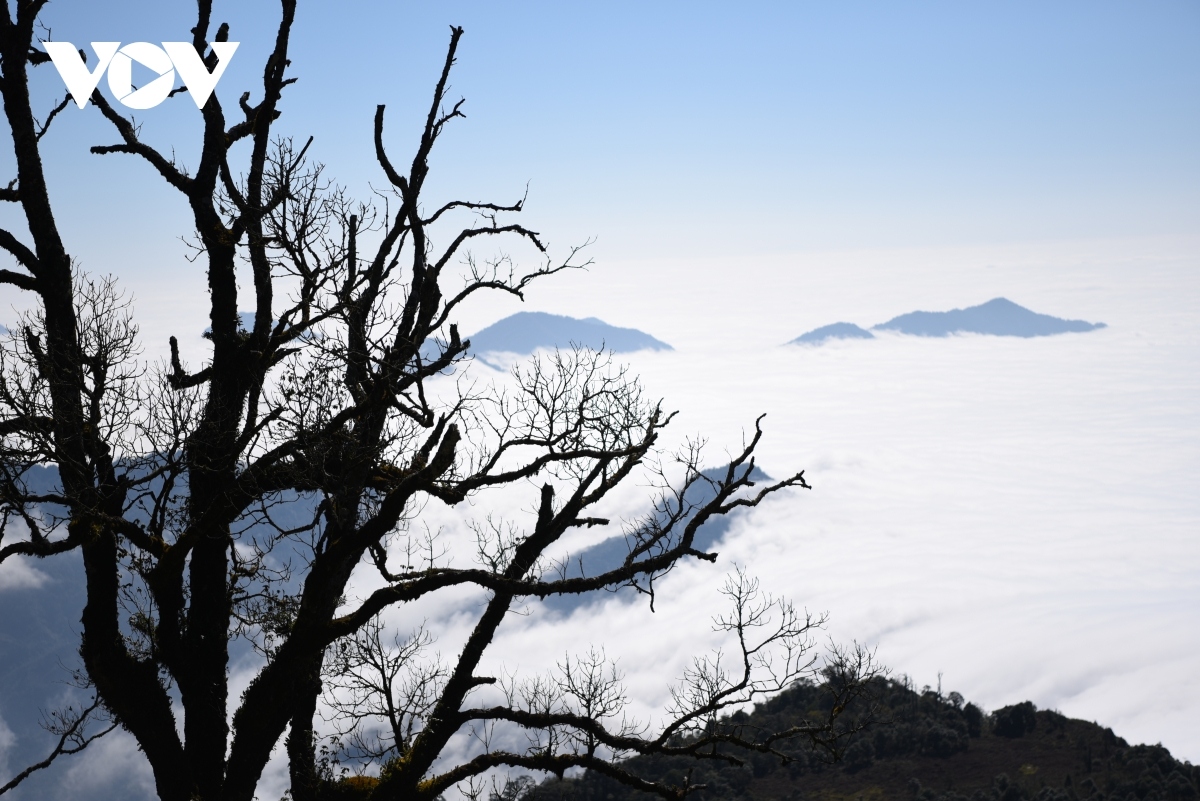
0, 560, 48, 593
1, 239, 1193, 799
384, 241, 1200, 776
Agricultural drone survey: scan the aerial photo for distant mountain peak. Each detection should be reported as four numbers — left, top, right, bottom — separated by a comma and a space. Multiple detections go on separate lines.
201, 311, 262, 338
788, 298, 1105, 346
539, 464, 773, 617
467, 311, 672, 356
788, 322, 875, 345
873, 297, 1105, 338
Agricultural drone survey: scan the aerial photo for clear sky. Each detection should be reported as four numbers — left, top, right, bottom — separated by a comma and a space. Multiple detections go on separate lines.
1, 0, 1192, 348
5, 1, 1198, 271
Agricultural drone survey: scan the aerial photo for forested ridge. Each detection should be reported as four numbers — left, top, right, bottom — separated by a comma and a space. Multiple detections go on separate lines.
520, 678, 1198, 801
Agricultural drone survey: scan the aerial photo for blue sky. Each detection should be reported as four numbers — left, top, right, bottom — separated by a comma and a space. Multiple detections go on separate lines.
9, 0, 1198, 277
294, 1, 1200, 254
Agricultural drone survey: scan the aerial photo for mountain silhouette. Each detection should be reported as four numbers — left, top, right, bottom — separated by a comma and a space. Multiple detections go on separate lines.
873, 297, 1105, 338
201, 311, 259, 337
467, 312, 672, 355
788, 322, 875, 345
525, 678, 1199, 801
539, 464, 774, 616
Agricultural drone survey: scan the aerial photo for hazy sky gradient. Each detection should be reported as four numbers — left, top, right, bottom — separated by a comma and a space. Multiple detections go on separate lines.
1, 1, 1193, 343
5, 1, 1198, 263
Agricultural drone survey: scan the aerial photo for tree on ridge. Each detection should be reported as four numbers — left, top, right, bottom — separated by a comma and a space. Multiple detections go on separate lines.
0, 5, 879, 799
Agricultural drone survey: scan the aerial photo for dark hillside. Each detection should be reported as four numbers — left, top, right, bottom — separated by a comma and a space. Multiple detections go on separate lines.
524, 679, 1198, 801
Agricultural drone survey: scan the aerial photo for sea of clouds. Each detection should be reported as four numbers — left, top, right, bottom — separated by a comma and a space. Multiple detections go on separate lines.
1, 238, 1195, 800
287, 239, 1198, 797
425, 238, 1200, 765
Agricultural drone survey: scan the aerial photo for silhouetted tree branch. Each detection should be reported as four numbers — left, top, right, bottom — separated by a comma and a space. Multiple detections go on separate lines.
0, 692, 116, 796
0, 7, 880, 801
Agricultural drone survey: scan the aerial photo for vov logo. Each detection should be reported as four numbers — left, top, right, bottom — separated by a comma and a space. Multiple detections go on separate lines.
44, 41, 239, 110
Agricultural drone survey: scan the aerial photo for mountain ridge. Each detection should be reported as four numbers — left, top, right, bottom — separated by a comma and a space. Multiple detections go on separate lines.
468, 312, 672, 356
874, 298, 1105, 338
523, 678, 1198, 801
789, 298, 1106, 346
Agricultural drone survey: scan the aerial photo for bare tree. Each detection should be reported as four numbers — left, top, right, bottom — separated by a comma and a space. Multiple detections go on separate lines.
0, 5, 879, 800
